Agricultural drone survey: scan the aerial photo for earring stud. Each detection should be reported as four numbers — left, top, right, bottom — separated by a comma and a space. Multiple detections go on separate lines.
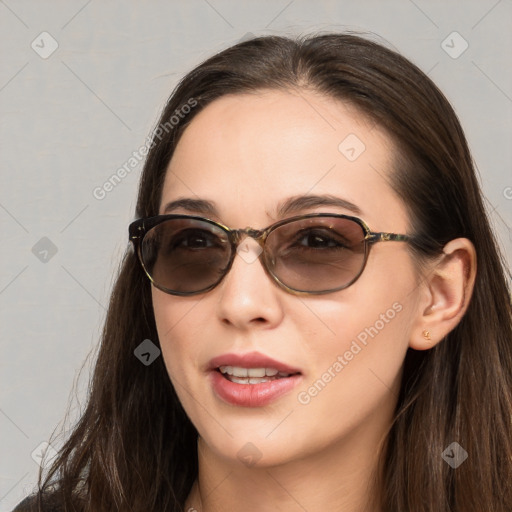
423, 330, 431, 340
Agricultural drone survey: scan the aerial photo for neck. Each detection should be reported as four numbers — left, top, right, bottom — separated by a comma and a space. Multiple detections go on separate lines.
185, 420, 388, 512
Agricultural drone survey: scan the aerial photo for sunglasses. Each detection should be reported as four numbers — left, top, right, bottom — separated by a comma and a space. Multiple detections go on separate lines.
129, 213, 410, 296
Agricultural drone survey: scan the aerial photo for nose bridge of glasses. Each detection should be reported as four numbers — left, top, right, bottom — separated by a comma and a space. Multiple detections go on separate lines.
232, 227, 267, 247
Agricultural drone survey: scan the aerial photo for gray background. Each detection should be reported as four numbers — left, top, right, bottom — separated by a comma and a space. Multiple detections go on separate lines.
1, 1, 511, 509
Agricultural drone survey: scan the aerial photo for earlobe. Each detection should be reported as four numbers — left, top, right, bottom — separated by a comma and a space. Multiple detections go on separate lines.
409, 238, 477, 351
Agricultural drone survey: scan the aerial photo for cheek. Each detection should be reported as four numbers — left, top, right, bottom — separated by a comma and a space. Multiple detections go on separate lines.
151, 289, 207, 380
304, 250, 415, 351
310, 251, 409, 339
295, 251, 417, 421
300, 293, 411, 392
292, 302, 413, 456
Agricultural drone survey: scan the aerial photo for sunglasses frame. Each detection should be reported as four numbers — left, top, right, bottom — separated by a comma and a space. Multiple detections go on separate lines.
129, 213, 410, 296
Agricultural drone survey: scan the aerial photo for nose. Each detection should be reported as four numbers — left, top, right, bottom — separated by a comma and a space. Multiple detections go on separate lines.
215, 235, 284, 329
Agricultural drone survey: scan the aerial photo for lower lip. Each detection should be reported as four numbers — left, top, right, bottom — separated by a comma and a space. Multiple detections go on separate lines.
210, 370, 302, 407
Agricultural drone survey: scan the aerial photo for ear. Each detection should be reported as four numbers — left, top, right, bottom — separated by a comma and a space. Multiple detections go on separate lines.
409, 238, 477, 350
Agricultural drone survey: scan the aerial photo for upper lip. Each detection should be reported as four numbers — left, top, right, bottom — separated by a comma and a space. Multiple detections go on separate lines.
207, 351, 302, 374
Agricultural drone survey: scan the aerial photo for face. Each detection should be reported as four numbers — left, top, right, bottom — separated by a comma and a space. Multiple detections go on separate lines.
152, 89, 422, 469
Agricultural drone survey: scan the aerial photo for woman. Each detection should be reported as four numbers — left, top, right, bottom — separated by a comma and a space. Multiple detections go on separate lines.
14, 32, 512, 512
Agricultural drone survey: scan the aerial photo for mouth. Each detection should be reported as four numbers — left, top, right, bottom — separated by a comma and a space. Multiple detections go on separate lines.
217, 365, 301, 384
207, 352, 303, 407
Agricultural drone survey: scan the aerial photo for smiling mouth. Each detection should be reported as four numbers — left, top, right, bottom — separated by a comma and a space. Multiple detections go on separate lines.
217, 365, 301, 384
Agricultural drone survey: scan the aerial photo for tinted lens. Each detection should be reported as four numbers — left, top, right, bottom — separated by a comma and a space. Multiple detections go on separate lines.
265, 216, 367, 292
140, 218, 231, 293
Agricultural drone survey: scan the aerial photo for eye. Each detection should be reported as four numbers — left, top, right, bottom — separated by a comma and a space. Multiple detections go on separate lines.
172, 229, 224, 250
292, 229, 348, 250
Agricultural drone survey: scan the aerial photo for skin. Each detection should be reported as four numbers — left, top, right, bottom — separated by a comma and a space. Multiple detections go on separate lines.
151, 89, 476, 512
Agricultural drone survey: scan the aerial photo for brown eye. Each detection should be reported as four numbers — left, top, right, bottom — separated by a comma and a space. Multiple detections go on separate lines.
171, 229, 223, 250
291, 228, 349, 250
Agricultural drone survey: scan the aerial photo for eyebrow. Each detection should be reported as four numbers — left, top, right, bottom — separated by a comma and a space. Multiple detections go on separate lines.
162, 194, 362, 219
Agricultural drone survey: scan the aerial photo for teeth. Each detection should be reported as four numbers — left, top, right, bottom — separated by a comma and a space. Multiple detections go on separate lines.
219, 366, 289, 378
247, 367, 265, 377
229, 376, 271, 384
233, 366, 248, 377
229, 376, 249, 384
249, 377, 268, 384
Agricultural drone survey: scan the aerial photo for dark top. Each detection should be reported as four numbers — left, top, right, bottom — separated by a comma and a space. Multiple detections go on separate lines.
12, 495, 36, 512
12, 494, 63, 512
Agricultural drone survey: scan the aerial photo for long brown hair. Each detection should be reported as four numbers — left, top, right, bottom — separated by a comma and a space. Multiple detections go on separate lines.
27, 32, 512, 512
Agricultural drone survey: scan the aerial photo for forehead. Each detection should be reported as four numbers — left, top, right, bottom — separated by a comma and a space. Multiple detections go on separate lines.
160, 89, 407, 230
